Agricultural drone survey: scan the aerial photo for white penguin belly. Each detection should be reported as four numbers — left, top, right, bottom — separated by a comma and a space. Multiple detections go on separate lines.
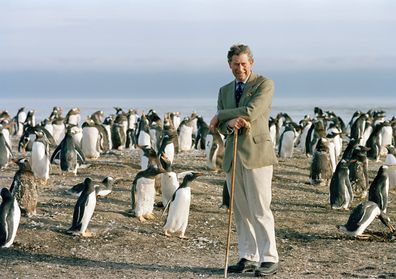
135, 178, 156, 217
179, 125, 193, 151
161, 172, 179, 206
82, 127, 100, 159
164, 188, 191, 233
31, 142, 50, 179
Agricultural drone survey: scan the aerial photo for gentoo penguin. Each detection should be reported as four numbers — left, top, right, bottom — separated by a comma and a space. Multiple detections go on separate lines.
51, 115, 66, 146
13, 107, 27, 137
0, 126, 13, 169
278, 123, 296, 158
350, 113, 368, 145
66, 177, 91, 197
139, 145, 161, 170
337, 201, 395, 239
158, 132, 176, 164
379, 121, 393, 156
205, 129, 224, 171
309, 137, 332, 185
329, 160, 353, 210
348, 145, 370, 198
194, 116, 209, 150
81, 117, 101, 159
125, 109, 138, 149
178, 117, 193, 152
368, 165, 389, 213
366, 123, 383, 161
95, 176, 114, 197
0, 188, 21, 247
111, 113, 127, 150
170, 112, 181, 130
64, 107, 81, 126
68, 177, 97, 237
24, 110, 36, 127
296, 116, 312, 153
159, 154, 179, 207
384, 145, 396, 190
163, 172, 203, 238
131, 166, 164, 222
51, 125, 86, 175
30, 130, 50, 184
9, 158, 38, 217
90, 110, 110, 153
305, 120, 326, 157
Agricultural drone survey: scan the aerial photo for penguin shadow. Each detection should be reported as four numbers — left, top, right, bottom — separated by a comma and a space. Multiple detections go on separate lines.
277, 228, 338, 242
0, 248, 223, 276
273, 182, 328, 196
337, 230, 396, 242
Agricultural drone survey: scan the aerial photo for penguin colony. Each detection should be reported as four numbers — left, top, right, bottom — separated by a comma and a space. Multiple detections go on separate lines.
0, 105, 395, 253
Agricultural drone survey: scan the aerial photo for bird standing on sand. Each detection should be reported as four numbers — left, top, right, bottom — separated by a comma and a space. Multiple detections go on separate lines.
0, 188, 21, 247
163, 172, 203, 239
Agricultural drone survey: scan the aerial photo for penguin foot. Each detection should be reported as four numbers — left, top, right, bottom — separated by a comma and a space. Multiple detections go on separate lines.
178, 233, 188, 239
82, 230, 93, 237
164, 230, 172, 237
137, 215, 146, 222
356, 234, 371, 240
144, 213, 155, 220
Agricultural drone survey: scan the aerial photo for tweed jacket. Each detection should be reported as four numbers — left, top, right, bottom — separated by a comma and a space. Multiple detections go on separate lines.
217, 72, 278, 172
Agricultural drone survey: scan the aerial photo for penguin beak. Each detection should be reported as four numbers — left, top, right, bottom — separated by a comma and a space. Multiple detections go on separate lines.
388, 223, 395, 233
194, 172, 204, 177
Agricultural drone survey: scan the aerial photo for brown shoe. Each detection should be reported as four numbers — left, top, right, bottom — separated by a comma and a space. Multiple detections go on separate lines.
255, 262, 279, 277
227, 258, 259, 273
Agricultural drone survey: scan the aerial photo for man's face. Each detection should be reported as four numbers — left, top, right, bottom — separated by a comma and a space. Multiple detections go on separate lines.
229, 53, 254, 82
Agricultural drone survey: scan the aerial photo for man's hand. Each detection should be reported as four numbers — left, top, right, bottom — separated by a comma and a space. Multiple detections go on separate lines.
227, 117, 249, 130
209, 115, 219, 133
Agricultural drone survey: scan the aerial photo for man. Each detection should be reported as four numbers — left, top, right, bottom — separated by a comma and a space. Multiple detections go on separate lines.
209, 44, 279, 277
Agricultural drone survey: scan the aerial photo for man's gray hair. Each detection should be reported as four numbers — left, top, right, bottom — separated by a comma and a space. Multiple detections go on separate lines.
227, 44, 254, 63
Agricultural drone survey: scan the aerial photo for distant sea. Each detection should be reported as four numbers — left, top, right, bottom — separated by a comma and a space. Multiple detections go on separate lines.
2, 97, 396, 125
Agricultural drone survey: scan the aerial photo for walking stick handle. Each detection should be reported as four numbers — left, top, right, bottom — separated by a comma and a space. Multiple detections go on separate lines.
224, 129, 238, 278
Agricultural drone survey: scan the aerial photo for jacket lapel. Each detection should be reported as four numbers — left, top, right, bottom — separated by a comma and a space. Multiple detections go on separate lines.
239, 72, 257, 106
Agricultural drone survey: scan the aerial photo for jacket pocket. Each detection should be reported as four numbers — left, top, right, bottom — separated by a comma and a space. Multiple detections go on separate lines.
253, 134, 270, 144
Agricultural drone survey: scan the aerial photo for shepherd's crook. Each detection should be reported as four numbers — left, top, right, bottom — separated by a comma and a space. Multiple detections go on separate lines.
224, 129, 238, 278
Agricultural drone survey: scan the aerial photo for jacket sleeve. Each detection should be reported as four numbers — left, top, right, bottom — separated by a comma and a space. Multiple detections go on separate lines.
217, 79, 274, 123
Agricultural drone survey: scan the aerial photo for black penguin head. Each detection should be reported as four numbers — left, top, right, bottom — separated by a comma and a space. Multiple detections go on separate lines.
385, 145, 396, 156
14, 158, 32, 171
180, 172, 203, 187
102, 176, 114, 186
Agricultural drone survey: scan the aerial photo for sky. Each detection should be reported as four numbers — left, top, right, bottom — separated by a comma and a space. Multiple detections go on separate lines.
1, 0, 395, 98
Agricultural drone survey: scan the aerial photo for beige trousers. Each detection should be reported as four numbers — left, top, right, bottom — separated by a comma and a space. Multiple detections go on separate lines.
226, 155, 279, 263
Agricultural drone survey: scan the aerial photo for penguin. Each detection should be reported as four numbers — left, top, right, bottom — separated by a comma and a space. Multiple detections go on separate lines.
350, 113, 368, 145
68, 177, 97, 237
296, 116, 312, 153
163, 172, 203, 238
337, 201, 395, 239
379, 121, 393, 156
170, 111, 181, 130
178, 117, 193, 152
0, 188, 21, 248
159, 154, 179, 208
66, 177, 91, 197
309, 137, 332, 185
81, 117, 101, 159
95, 176, 114, 197
30, 130, 50, 184
51, 125, 86, 175
368, 165, 389, 213
64, 107, 81, 126
139, 145, 161, 171
13, 107, 27, 137
384, 144, 396, 190
51, 115, 66, 146
9, 158, 38, 217
219, 180, 230, 209
130, 166, 164, 222
0, 126, 13, 169
366, 123, 383, 161
158, 132, 176, 164
90, 110, 110, 153
125, 109, 138, 149
194, 116, 209, 150
329, 160, 353, 210
111, 113, 127, 150
205, 129, 224, 171
278, 123, 296, 158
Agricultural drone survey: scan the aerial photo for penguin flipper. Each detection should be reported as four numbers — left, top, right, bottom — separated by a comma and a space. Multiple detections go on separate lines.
50, 144, 62, 163
5, 140, 14, 158
75, 145, 86, 164
356, 203, 376, 226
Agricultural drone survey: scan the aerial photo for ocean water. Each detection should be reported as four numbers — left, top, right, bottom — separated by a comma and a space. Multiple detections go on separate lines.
2, 97, 396, 125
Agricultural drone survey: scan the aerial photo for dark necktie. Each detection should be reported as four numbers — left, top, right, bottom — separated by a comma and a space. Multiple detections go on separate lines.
235, 81, 244, 106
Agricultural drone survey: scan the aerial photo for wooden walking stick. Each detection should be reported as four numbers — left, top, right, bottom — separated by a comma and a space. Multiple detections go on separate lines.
224, 129, 238, 278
